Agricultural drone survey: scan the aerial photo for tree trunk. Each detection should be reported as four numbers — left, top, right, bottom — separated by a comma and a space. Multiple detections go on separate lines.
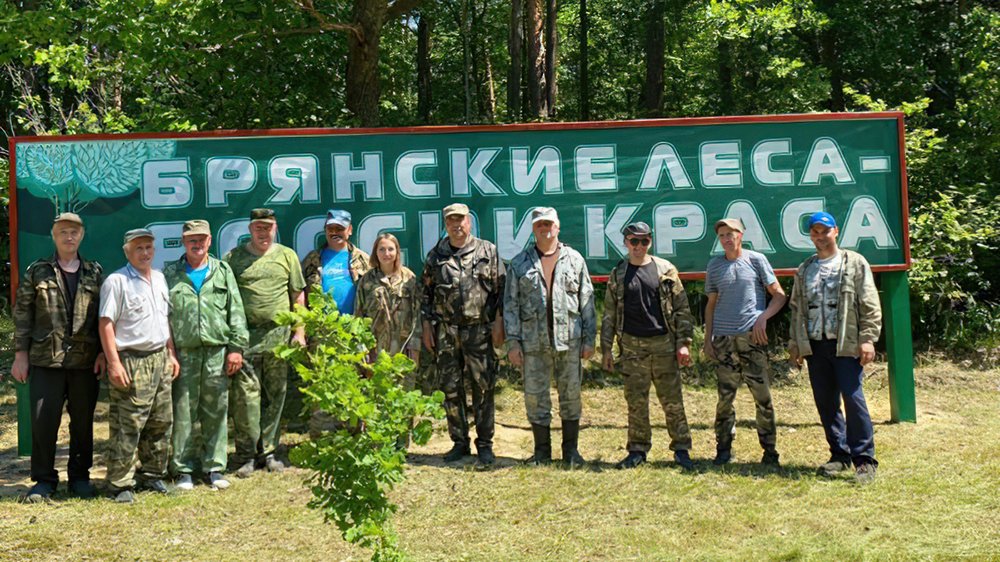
484, 53, 496, 121
544, 0, 557, 117
717, 37, 734, 115
642, 0, 665, 116
346, 0, 388, 126
821, 26, 844, 112
508, 0, 523, 122
526, 0, 547, 119
462, 0, 471, 123
579, 0, 589, 120
417, 12, 432, 124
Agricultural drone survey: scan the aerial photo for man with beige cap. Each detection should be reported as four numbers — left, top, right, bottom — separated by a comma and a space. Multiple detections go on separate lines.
164, 220, 249, 490
703, 218, 786, 467
100, 228, 181, 502
503, 207, 596, 467
421, 203, 505, 468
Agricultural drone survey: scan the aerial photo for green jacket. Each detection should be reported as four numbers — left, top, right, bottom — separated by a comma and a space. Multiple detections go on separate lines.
14, 253, 104, 369
164, 256, 249, 352
601, 256, 694, 357
788, 249, 882, 358
301, 242, 371, 290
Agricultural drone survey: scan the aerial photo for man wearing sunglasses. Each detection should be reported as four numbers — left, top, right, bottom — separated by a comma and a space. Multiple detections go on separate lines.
703, 218, 786, 467
601, 222, 696, 470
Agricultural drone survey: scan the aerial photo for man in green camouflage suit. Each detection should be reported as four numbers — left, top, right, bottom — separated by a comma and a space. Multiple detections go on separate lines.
601, 222, 696, 470
504, 207, 596, 468
225, 209, 306, 477
421, 203, 505, 468
164, 220, 249, 490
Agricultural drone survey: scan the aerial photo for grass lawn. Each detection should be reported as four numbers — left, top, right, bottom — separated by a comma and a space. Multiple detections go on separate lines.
2, 355, 999, 562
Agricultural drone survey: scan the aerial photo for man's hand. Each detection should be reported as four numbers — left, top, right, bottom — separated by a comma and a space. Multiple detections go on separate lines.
406, 348, 420, 363
492, 317, 505, 348
752, 316, 769, 345
676, 345, 691, 367
12, 351, 29, 383
602, 353, 614, 372
702, 339, 717, 361
108, 359, 130, 389
225, 352, 243, 376
581, 345, 595, 360
94, 352, 107, 379
508, 348, 524, 368
292, 328, 307, 347
788, 344, 803, 369
859, 342, 876, 366
168, 352, 181, 381
422, 321, 435, 351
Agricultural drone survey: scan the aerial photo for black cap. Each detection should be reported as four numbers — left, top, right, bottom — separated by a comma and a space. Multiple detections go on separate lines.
622, 222, 652, 237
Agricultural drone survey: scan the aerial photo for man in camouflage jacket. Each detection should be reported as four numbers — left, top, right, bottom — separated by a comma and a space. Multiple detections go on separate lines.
300, 209, 370, 314
421, 203, 505, 468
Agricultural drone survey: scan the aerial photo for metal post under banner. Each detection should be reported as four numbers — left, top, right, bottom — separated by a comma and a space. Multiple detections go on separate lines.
17, 379, 32, 457
882, 270, 917, 423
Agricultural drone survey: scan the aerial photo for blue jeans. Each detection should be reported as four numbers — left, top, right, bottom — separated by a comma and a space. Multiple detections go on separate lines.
806, 338, 877, 467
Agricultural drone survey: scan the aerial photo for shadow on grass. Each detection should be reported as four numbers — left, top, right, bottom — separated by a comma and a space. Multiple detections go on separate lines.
405, 452, 527, 471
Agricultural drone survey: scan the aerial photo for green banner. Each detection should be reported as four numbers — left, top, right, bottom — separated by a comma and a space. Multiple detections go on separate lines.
12, 114, 907, 277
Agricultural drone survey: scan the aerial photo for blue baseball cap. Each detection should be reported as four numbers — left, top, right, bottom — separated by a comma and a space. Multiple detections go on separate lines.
808, 212, 837, 229
325, 209, 352, 228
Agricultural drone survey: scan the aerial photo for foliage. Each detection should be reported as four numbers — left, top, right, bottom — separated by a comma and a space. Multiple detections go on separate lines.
273, 288, 445, 562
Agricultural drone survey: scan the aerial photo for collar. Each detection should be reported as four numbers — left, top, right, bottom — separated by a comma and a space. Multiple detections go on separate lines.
438, 235, 478, 258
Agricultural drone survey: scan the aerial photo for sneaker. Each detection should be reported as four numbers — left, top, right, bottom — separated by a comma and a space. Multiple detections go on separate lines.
207, 472, 230, 490
142, 479, 169, 494
26, 482, 56, 503
443, 443, 471, 462
233, 461, 256, 479
68, 480, 96, 498
762, 451, 780, 466
712, 450, 732, 466
615, 451, 647, 469
264, 455, 285, 473
855, 463, 878, 484
674, 450, 694, 470
475, 447, 496, 470
114, 489, 135, 503
175, 474, 194, 491
817, 457, 853, 477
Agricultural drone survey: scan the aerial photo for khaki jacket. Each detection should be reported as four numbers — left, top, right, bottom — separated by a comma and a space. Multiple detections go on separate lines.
788, 249, 882, 358
164, 256, 250, 352
14, 253, 104, 369
301, 242, 371, 290
354, 267, 422, 353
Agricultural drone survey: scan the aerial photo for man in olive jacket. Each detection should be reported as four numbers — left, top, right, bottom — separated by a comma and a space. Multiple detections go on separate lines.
788, 212, 882, 483
13, 213, 105, 501
164, 220, 249, 490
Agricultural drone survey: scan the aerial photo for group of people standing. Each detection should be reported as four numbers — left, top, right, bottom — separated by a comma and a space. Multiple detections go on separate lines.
12, 202, 883, 504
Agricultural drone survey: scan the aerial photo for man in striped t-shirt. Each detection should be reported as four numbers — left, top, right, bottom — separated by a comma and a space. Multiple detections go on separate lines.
703, 218, 787, 467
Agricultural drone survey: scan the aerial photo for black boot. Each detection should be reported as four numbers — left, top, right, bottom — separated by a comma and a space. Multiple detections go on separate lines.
526, 424, 552, 465
561, 419, 586, 469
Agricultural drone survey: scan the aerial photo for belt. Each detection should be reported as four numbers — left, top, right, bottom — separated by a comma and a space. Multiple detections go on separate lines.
119, 347, 166, 358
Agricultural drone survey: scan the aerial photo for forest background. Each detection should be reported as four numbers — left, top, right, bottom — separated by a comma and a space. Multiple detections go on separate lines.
1, 0, 999, 353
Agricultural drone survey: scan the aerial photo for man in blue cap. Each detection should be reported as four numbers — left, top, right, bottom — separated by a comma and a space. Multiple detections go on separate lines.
787, 211, 883, 483
301, 209, 371, 314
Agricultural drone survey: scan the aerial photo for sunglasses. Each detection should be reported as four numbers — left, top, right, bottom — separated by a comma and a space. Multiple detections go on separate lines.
626, 237, 651, 247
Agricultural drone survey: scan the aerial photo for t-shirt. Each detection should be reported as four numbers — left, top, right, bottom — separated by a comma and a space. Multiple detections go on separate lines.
622, 261, 669, 337
226, 243, 306, 327
704, 249, 777, 336
321, 248, 356, 314
805, 253, 843, 340
185, 261, 210, 292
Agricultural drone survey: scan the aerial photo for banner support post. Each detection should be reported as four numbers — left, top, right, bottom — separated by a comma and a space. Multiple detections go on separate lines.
882, 270, 917, 423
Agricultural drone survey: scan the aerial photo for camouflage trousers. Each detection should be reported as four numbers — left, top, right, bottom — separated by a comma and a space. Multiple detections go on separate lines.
171, 346, 229, 475
436, 323, 496, 450
230, 325, 290, 464
619, 333, 692, 453
106, 348, 173, 490
523, 340, 583, 426
711, 333, 777, 453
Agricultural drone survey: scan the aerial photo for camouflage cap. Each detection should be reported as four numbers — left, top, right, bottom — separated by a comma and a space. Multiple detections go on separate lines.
622, 222, 652, 237
250, 208, 277, 223
325, 209, 352, 228
442, 203, 470, 217
124, 228, 155, 244
53, 212, 84, 227
714, 218, 745, 233
182, 219, 211, 237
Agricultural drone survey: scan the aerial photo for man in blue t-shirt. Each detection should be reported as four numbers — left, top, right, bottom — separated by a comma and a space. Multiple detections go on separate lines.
300, 210, 371, 314
703, 218, 787, 467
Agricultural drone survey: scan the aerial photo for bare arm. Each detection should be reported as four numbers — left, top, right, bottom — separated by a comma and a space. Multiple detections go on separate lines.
703, 293, 718, 360
99, 318, 130, 389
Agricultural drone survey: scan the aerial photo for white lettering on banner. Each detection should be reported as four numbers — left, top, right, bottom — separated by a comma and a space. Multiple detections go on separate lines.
268, 155, 320, 204
333, 152, 385, 201
293, 216, 327, 262
358, 213, 408, 266
395, 151, 439, 198
751, 139, 794, 186
800, 137, 855, 185
575, 145, 618, 192
494, 208, 537, 261
584, 204, 642, 259
653, 203, 706, 256
206, 157, 257, 207
145, 222, 185, 270
510, 146, 563, 194
450, 148, 506, 197
711, 200, 775, 254
700, 141, 743, 188
141, 159, 192, 209
840, 196, 897, 249
781, 198, 826, 251
637, 143, 693, 190
217, 219, 253, 259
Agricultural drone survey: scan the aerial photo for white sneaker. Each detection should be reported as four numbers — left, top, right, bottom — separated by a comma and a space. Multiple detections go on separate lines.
176, 474, 194, 491
207, 472, 230, 490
